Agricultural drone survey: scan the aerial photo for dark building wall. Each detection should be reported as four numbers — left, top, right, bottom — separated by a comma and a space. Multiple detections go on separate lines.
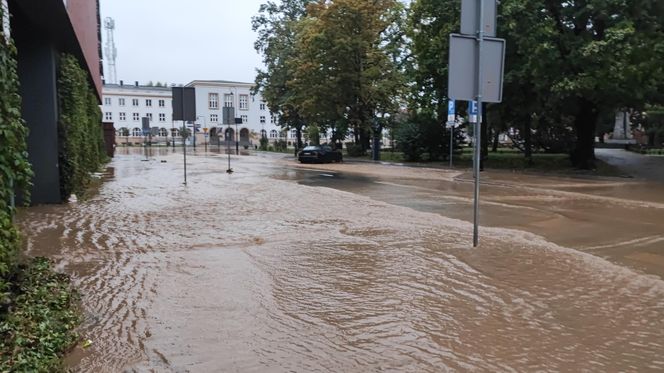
10, 4, 62, 204
66, 0, 102, 97
9, 0, 102, 204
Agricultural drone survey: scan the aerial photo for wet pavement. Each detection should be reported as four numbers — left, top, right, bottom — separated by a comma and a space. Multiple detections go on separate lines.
17, 147, 664, 372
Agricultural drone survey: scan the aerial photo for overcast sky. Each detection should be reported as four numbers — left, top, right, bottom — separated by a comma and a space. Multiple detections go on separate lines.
100, 0, 267, 85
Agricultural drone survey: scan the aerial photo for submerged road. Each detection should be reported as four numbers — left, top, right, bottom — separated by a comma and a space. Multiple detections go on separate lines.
18, 148, 664, 372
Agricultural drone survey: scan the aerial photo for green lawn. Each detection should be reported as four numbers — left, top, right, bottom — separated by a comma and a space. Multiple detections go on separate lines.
350, 148, 623, 177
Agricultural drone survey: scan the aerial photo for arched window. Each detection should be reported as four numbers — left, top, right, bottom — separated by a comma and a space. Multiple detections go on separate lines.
158, 128, 168, 137
132, 128, 142, 137
270, 130, 277, 138
261, 129, 267, 138
117, 127, 129, 136
171, 128, 180, 137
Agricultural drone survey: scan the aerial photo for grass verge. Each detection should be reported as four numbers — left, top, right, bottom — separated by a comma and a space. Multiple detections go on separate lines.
0, 257, 80, 372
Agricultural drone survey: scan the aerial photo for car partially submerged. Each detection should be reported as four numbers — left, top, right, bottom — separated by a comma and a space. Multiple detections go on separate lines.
297, 145, 343, 163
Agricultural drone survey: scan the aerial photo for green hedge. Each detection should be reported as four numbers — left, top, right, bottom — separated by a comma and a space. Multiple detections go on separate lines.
57, 54, 106, 200
0, 6, 32, 306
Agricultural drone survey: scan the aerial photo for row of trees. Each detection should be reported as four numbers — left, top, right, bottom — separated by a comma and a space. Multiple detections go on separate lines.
254, 0, 664, 168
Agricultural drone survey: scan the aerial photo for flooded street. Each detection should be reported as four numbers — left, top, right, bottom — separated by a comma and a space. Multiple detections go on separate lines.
18, 148, 664, 372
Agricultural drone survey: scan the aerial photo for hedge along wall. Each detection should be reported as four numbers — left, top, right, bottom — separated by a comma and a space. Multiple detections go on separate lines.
57, 54, 106, 201
0, 5, 32, 303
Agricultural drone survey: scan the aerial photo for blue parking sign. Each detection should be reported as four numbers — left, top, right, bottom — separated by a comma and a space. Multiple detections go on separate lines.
447, 100, 456, 122
468, 101, 478, 123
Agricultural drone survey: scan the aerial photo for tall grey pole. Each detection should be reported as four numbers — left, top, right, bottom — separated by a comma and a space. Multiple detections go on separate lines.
449, 125, 454, 168
473, 0, 485, 247
183, 120, 187, 185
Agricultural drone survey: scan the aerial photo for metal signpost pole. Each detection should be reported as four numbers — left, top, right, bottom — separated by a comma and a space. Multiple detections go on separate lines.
447, 100, 455, 168
227, 124, 232, 173
450, 125, 454, 168
182, 92, 187, 185
473, 0, 485, 247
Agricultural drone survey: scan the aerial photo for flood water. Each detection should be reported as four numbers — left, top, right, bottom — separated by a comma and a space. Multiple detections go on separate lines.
18, 148, 664, 372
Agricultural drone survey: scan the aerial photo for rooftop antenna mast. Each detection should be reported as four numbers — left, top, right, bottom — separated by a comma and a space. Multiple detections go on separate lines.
103, 17, 118, 84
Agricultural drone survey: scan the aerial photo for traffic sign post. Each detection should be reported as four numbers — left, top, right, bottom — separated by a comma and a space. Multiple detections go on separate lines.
448, 0, 504, 247
447, 100, 456, 168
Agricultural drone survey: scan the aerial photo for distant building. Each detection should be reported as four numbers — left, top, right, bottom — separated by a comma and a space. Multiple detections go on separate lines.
186, 80, 281, 147
7, 0, 102, 204
103, 82, 175, 144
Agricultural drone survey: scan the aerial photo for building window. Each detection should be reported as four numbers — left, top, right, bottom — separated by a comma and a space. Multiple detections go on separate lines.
132, 128, 142, 137
158, 128, 168, 137
239, 94, 248, 110
159, 99, 165, 107
260, 116, 266, 124
171, 128, 180, 137
146, 99, 152, 107
291, 129, 297, 138
261, 129, 267, 138
104, 97, 111, 105
119, 98, 125, 106
224, 94, 233, 108
241, 115, 247, 123
159, 113, 166, 122
210, 114, 218, 123
146, 113, 153, 121
209, 93, 219, 109
260, 102, 266, 111
132, 99, 139, 107
270, 130, 277, 138
271, 115, 276, 124
133, 113, 139, 121
105, 112, 112, 121
119, 112, 126, 121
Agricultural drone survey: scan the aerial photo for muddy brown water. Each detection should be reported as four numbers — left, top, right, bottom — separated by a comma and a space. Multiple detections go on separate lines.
17, 148, 664, 372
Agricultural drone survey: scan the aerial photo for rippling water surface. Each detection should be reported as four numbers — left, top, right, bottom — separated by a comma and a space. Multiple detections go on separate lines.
18, 148, 664, 372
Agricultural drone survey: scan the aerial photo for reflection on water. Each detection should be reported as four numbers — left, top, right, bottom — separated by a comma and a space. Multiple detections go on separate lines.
17, 150, 664, 372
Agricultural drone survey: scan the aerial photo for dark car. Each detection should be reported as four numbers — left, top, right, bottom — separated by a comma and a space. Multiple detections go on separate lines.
298, 145, 343, 163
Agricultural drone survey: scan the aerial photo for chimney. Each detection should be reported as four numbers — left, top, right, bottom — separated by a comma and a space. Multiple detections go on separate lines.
119, 80, 123, 86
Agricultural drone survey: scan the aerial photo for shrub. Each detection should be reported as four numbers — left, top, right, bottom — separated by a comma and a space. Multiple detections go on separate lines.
0, 9, 32, 306
57, 54, 107, 200
346, 143, 366, 157
259, 136, 269, 150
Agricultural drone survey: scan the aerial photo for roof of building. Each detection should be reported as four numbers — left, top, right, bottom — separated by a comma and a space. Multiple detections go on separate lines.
186, 80, 255, 87
103, 83, 173, 91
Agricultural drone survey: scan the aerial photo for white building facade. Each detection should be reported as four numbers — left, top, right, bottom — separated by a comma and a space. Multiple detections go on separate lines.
186, 80, 282, 147
103, 82, 177, 144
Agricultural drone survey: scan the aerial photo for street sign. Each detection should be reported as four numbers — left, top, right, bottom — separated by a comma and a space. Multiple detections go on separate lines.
141, 117, 150, 136
468, 101, 478, 123
448, 33, 505, 103
461, 0, 497, 37
172, 87, 196, 121
223, 107, 235, 124
447, 100, 456, 123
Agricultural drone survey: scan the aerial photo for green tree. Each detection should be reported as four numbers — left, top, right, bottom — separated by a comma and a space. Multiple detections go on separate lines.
291, 0, 406, 150
505, 0, 664, 168
253, 0, 314, 150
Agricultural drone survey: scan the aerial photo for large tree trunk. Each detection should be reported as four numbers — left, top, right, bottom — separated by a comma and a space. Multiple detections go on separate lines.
571, 100, 598, 169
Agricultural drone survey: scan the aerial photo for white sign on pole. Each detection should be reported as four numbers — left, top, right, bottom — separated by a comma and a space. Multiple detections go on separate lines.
461, 0, 497, 37
447, 33, 505, 103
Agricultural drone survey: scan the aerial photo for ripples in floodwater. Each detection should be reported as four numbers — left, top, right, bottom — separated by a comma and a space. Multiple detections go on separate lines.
18, 150, 664, 372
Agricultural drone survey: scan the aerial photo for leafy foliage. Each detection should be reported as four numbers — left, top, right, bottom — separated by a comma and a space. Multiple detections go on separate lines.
0, 258, 80, 372
0, 7, 32, 308
57, 54, 107, 200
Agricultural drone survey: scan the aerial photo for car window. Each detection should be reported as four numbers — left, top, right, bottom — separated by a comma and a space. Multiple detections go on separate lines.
303, 146, 319, 151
